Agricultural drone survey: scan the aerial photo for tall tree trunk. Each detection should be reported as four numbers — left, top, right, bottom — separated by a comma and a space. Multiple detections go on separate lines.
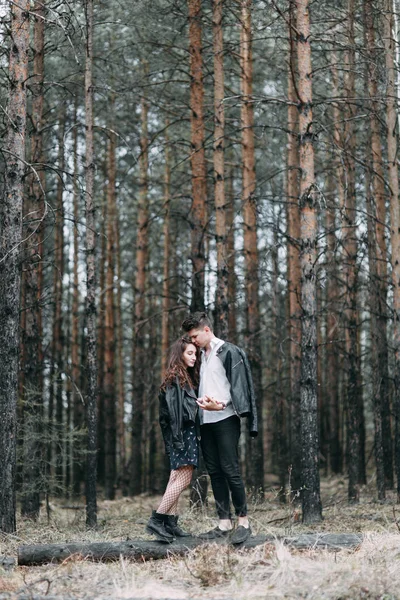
97, 183, 107, 485
383, 0, 400, 501
21, 0, 45, 519
0, 0, 30, 533
286, 1, 302, 497
324, 164, 341, 475
104, 110, 117, 501
365, 147, 386, 501
115, 194, 126, 486
131, 75, 149, 496
341, 0, 363, 502
161, 131, 171, 376
239, 0, 264, 498
295, 0, 322, 523
364, 0, 393, 489
226, 160, 237, 343
84, 0, 98, 527
213, 0, 228, 339
188, 0, 207, 311
272, 219, 286, 501
53, 107, 66, 494
325, 57, 343, 474
71, 97, 84, 496
329, 51, 344, 476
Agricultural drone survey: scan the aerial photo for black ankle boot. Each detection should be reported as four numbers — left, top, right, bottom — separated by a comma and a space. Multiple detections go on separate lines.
164, 515, 191, 537
146, 511, 174, 543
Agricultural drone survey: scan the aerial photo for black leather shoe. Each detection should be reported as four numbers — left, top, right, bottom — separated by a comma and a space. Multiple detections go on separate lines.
146, 511, 175, 543
197, 527, 231, 540
231, 525, 251, 545
165, 515, 192, 537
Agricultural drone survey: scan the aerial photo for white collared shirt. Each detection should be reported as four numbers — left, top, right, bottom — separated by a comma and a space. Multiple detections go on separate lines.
199, 337, 236, 424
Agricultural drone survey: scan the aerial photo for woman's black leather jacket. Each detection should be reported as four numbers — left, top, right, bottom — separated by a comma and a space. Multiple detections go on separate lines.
159, 378, 198, 455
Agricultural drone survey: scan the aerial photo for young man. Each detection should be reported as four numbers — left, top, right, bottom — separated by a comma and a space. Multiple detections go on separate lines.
181, 312, 258, 544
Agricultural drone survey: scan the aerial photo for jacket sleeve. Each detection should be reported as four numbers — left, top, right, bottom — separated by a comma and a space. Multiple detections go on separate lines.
159, 390, 172, 456
160, 382, 185, 452
240, 348, 258, 438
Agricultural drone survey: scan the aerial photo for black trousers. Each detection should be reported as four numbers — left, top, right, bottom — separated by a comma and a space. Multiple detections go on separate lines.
200, 415, 247, 519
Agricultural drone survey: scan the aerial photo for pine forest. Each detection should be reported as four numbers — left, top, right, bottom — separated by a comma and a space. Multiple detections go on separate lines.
2, 0, 400, 536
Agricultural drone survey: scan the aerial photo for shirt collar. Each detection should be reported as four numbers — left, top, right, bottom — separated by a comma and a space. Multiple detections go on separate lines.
210, 336, 223, 349
202, 336, 224, 354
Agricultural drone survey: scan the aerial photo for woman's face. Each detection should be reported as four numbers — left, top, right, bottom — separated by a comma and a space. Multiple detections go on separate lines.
182, 343, 197, 368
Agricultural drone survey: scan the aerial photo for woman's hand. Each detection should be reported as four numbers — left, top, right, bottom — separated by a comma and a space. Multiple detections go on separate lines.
196, 395, 225, 411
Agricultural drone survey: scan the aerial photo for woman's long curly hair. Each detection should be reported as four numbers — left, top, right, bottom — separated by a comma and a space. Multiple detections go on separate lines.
161, 337, 200, 391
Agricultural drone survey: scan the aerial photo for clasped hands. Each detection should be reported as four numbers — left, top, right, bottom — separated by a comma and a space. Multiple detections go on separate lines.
196, 395, 226, 411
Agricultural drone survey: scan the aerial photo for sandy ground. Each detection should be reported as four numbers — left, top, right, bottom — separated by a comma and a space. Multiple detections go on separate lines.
1, 477, 400, 599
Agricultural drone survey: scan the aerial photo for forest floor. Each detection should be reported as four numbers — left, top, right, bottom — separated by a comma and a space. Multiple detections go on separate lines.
1, 476, 400, 600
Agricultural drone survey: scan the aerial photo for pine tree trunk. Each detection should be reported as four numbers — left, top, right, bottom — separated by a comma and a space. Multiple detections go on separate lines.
213, 0, 228, 339
0, 0, 30, 533
295, 0, 322, 523
72, 97, 84, 496
115, 197, 126, 486
324, 78, 342, 474
84, 0, 98, 527
286, 2, 302, 497
383, 0, 400, 502
161, 131, 171, 376
131, 77, 149, 495
364, 0, 393, 489
188, 0, 207, 311
365, 157, 386, 501
97, 185, 107, 485
21, 0, 45, 519
342, 0, 362, 501
240, 0, 264, 498
53, 106, 66, 494
226, 160, 237, 343
104, 112, 117, 500
272, 222, 286, 501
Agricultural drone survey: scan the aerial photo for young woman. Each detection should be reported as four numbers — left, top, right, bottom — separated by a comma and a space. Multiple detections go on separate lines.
146, 337, 200, 542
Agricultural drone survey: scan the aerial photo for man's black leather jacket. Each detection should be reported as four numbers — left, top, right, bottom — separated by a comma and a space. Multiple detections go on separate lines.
159, 379, 198, 455
216, 342, 258, 437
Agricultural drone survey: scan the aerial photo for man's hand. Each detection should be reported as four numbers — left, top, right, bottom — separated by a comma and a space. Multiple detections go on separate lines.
196, 395, 226, 411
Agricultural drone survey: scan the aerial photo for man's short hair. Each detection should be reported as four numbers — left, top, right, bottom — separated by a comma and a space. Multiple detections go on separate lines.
181, 312, 213, 332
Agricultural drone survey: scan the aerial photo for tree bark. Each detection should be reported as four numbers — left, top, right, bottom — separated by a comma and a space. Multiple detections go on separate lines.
115, 190, 126, 485
0, 0, 30, 533
53, 106, 66, 494
364, 0, 393, 489
97, 181, 107, 485
84, 0, 98, 527
286, 1, 302, 497
341, 0, 363, 502
21, 0, 46, 519
226, 160, 237, 343
295, 0, 322, 523
161, 129, 171, 377
104, 105, 117, 501
239, 0, 264, 498
17, 533, 363, 566
324, 63, 342, 473
188, 0, 207, 312
72, 97, 84, 496
131, 72, 149, 495
383, 0, 400, 502
213, 0, 228, 339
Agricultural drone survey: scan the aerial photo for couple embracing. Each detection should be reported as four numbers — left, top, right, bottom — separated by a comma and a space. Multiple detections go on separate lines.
146, 312, 258, 545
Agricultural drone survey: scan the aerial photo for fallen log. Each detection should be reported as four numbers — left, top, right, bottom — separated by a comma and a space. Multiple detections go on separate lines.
17, 533, 362, 566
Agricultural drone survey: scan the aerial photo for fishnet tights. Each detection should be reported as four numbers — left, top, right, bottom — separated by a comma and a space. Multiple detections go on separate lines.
157, 465, 193, 515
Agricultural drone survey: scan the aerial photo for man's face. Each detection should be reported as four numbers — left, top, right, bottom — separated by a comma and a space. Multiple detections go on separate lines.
187, 326, 212, 349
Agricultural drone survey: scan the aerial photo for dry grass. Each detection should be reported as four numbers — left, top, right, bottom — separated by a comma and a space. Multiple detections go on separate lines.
1, 477, 400, 599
